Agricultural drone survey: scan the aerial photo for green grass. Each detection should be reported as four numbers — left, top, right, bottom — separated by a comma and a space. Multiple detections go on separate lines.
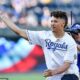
0, 73, 45, 80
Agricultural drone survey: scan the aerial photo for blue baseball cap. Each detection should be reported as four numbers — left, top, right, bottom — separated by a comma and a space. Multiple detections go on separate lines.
71, 23, 80, 30
65, 23, 80, 34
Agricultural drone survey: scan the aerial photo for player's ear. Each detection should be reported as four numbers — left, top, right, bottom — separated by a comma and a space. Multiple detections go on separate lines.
61, 21, 65, 28
62, 20, 65, 28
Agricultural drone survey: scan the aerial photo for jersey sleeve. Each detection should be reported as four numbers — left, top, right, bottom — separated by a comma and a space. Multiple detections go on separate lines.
64, 44, 77, 63
26, 30, 42, 46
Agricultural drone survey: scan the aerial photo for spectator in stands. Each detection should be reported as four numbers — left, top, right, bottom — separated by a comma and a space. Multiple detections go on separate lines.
0, 12, 9, 29
18, 11, 27, 26
25, 0, 38, 8
11, 0, 25, 14
41, 7, 50, 27
26, 11, 38, 27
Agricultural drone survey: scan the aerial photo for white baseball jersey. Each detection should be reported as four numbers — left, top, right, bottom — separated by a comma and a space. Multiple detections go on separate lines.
26, 30, 79, 80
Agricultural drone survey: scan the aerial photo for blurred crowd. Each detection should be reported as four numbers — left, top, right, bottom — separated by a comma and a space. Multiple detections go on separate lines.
0, 0, 80, 29
0, 0, 80, 72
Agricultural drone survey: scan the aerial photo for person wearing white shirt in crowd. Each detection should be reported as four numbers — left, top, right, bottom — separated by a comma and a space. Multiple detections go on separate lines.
0, 10, 79, 80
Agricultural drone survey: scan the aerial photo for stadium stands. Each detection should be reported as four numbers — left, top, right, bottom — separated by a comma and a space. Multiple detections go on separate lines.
0, 0, 80, 73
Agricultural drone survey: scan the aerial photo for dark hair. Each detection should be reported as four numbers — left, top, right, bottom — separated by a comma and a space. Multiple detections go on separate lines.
51, 11, 68, 28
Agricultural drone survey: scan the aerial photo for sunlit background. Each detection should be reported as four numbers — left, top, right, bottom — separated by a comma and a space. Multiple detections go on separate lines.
0, 0, 80, 80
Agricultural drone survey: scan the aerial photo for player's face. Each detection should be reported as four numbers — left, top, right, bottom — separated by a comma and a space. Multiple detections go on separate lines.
50, 16, 65, 32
